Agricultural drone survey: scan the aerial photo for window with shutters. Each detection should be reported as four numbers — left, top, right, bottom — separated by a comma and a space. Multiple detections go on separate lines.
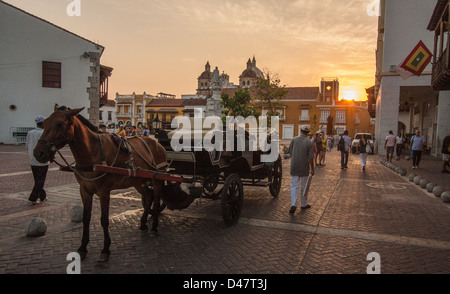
42, 61, 61, 88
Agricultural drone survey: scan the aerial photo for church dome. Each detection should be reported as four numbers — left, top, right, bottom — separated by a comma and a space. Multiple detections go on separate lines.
239, 57, 264, 79
198, 61, 212, 79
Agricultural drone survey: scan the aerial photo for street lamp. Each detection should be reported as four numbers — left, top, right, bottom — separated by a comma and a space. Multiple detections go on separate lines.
152, 115, 162, 135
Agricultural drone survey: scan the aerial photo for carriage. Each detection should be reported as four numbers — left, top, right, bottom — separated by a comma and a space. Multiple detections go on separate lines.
153, 120, 283, 226
36, 106, 282, 261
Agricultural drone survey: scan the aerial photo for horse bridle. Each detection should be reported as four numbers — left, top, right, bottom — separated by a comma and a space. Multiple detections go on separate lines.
38, 114, 75, 162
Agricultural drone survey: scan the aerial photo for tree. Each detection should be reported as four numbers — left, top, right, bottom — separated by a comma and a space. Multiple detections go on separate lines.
220, 88, 259, 120
253, 70, 288, 117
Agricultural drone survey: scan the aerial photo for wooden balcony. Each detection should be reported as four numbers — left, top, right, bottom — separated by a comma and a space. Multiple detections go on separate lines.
432, 47, 450, 90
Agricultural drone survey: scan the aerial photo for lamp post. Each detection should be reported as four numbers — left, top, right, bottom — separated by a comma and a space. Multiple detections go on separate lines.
152, 114, 162, 135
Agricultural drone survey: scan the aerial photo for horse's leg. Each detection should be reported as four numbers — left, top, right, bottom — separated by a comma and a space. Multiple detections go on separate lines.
150, 180, 163, 234
98, 190, 111, 262
77, 187, 93, 260
136, 184, 154, 232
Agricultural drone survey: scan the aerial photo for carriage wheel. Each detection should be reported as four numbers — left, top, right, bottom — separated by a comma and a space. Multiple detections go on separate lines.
269, 155, 282, 197
220, 173, 243, 226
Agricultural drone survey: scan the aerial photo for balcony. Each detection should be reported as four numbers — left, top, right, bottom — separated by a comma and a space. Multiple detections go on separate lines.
116, 112, 132, 118
299, 115, 310, 122
432, 47, 450, 90
319, 117, 328, 124
335, 118, 346, 124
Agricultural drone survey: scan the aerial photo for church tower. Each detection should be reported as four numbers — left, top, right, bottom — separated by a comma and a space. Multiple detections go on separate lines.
320, 78, 339, 104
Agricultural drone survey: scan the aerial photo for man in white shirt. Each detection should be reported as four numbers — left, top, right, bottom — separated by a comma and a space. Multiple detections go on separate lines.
384, 130, 396, 162
26, 115, 49, 205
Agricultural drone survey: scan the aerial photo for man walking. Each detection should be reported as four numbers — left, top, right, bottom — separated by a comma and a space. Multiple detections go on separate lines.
26, 115, 49, 205
288, 125, 315, 214
441, 132, 450, 173
384, 130, 396, 162
340, 130, 352, 169
411, 130, 426, 169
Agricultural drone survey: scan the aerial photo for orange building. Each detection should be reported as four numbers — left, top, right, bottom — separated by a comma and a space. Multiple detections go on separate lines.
222, 78, 374, 139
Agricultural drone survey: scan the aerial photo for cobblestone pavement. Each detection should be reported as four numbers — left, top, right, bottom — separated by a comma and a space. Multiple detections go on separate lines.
0, 144, 449, 275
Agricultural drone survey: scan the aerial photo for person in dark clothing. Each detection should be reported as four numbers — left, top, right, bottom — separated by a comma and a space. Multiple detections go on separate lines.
442, 132, 450, 173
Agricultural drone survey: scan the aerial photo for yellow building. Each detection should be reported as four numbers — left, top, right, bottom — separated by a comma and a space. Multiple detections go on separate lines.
115, 92, 154, 128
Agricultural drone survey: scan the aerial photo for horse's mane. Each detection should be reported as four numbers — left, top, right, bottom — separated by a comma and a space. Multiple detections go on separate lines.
57, 106, 99, 133
76, 114, 99, 133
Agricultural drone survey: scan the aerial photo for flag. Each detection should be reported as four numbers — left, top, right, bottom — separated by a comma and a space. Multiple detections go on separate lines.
397, 40, 433, 79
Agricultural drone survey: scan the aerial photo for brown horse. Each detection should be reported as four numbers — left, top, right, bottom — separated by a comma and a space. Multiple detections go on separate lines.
33, 105, 168, 262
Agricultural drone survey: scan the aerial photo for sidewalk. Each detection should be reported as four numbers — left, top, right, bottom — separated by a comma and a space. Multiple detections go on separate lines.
379, 152, 450, 193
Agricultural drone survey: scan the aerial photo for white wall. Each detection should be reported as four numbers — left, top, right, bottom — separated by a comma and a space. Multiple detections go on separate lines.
0, 2, 103, 144
382, 0, 436, 73
375, 0, 437, 155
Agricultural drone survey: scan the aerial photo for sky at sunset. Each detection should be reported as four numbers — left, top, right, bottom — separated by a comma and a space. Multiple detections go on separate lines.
4, 0, 379, 100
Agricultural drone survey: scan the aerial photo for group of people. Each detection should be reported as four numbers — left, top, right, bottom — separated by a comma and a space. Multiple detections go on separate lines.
116, 125, 150, 137
384, 129, 428, 170
307, 131, 329, 168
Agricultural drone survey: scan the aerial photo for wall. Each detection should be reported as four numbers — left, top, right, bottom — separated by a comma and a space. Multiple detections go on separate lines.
0, 2, 103, 144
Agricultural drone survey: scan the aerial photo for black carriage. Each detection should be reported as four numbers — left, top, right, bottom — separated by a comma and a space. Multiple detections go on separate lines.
155, 120, 282, 226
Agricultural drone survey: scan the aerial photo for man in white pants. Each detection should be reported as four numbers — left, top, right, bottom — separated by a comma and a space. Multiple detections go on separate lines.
288, 125, 315, 213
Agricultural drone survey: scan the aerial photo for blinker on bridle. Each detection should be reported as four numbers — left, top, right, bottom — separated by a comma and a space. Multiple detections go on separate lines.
38, 111, 75, 161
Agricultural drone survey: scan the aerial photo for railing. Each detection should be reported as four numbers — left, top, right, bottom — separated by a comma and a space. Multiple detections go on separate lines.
432, 47, 450, 90
116, 112, 132, 118
335, 118, 346, 124
299, 115, 310, 122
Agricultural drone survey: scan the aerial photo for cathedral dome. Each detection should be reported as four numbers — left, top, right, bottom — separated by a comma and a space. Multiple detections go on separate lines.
239, 57, 264, 79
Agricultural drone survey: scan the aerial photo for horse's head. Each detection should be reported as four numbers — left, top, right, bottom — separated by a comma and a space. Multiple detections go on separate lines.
34, 104, 84, 163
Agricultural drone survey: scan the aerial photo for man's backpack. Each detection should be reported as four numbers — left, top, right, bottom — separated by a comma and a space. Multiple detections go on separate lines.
338, 136, 345, 151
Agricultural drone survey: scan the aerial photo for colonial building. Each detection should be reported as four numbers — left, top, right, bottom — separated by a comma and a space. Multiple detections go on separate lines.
373, 0, 448, 157
115, 92, 155, 128
99, 99, 116, 130
145, 98, 206, 132
222, 78, 374, 140
0, 1, 112, 144
427, 0, 450, 156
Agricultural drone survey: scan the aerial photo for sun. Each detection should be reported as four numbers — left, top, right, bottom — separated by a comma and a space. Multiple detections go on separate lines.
341, 88, 365, 101
341, 90, 358, 101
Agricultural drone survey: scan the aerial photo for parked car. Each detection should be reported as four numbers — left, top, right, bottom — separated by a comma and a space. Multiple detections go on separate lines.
351, 133, 374, 154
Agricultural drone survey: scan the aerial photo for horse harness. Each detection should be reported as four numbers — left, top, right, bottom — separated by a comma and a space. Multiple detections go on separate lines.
53, 133, 168, 182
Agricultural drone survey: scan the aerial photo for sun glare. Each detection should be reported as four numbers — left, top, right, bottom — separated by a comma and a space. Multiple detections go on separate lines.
341, 90, 358, 101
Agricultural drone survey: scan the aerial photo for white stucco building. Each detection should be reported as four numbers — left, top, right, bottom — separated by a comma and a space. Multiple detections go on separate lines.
0, 1, 112, 144
375, 0, 449, 156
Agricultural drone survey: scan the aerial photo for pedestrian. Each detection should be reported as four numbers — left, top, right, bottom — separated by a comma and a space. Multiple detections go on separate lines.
327, 134, 333, 151
99, 124, 107, 133
117, 125, 126, 136
357, 135, 372, 171
395, 133, 405, 157
137, 125, 143, 136
143, 126, 150, 137
314, 132, 323, 167
339, 130, 352, 169
26, 115, 49, 205
384, 130, 396, 162
320, 131, 327, 166
288, 125, 315, 213
441, 132, 450, 173
410, 130, 426, 169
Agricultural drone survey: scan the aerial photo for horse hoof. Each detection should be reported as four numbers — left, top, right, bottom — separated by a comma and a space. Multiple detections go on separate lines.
97, 252, 110, 262
139, 225, 148, 232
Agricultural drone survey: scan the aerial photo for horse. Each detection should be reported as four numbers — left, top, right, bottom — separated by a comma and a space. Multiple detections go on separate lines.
33, 105, 168, 262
